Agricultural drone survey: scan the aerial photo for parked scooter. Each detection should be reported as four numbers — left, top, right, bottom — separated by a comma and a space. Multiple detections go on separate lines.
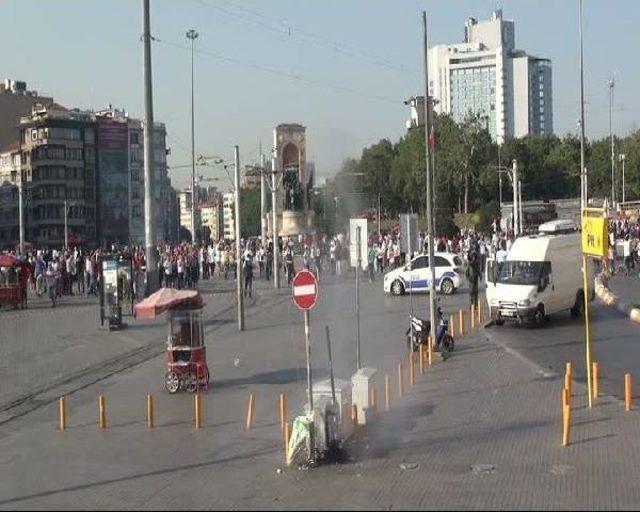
406, 304, 454, 356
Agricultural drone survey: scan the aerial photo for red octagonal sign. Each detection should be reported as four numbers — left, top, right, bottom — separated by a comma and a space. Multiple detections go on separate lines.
292, 269, 319, 310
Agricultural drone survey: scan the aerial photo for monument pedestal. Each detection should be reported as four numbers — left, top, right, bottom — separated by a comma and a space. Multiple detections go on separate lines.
267, 210, 309, 237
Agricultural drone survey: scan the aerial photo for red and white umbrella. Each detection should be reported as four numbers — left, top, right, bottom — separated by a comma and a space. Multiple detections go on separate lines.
134, 288, 203, 319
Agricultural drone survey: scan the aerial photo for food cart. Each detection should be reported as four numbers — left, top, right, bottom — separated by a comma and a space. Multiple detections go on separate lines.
134, 288, 209, 393
0, 254, 28, 310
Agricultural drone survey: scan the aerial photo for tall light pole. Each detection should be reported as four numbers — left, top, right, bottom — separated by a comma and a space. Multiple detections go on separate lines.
18, 168, 24, 254
142, 0, 158, 293
422, 12, 437, 343
512, 159, 519, 236
186, 28, 199, 244
579, 0, 587, 210
271, 147, 280, 289
619, 153, 626, 205
260, 151, 267, 247
609, 76, 615, 210
64, 199, 69, 251
234, 145, 244, 331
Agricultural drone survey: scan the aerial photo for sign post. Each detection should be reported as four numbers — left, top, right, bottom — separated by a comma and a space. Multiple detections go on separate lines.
350, 219, 367, 371
581, 207, 609, 409
292, 269, 319, 463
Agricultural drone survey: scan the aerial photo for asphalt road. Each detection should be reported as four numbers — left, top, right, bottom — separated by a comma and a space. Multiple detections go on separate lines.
484, 282, 640, 401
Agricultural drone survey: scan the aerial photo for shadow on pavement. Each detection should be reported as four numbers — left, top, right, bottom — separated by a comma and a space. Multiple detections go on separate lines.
212, 367, 326, 390
0, 446, 280, 507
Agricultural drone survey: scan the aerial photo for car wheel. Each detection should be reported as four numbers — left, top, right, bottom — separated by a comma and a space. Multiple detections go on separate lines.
440, 278, 455, 295
571, 291, 584, 318
183, 372, 197, 393
391, 280, 405, 296
534, 304, 546, 326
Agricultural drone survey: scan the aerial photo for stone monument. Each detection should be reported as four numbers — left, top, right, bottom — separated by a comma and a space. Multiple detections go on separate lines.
269, 123, 314, 237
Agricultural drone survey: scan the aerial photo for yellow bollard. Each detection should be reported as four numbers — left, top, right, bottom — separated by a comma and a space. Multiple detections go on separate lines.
279, 393, 287, 438
563, 387, 570, 409
562, 404, 571, 446
592, 362, 599, 399
58, 396, 66, 431
385, 374, 391, 412
246, 393, 255, 431
449, 314, 455, 338
397, 363, 404, 398
284, 421, 291, 464
146, 394, 154, 429
625, 373, 632, 412
564, 372, 572, 398
477, 301, 482, 324
459, 310, 465, 336
565, 362, 572, 377
409, 352, 415, 387
194, 393, 202, 429
419, 345, 425, 375
428, 336, 433, 366
98, 395, 106, 429
370, 386, 377, 420
471, 305, 476, 329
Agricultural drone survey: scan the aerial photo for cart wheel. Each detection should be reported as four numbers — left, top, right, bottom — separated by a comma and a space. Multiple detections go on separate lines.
184, 372, 197, 393
165, 371, 180, 394
200, 366, 210, 389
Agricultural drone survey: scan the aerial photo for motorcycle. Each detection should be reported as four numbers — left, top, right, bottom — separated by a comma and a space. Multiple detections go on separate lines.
406, 305, 454, 356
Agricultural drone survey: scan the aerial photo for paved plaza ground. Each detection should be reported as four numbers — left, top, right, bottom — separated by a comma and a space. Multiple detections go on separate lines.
1, 274, 640, 509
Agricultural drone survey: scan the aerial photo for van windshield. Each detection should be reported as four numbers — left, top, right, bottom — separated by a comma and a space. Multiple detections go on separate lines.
497, 261, 545, 286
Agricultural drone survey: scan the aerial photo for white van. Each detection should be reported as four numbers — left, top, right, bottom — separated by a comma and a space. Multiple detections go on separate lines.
486, 221, 595, 326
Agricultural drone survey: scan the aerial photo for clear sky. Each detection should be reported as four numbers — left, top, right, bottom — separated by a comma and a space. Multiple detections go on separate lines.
2, 0, 639, 191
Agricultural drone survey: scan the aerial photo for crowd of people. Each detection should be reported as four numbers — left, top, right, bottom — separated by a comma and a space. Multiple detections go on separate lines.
2, 213, 638, 309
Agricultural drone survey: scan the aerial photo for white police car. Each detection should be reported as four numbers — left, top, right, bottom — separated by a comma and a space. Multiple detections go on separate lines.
383, 252, 464, 296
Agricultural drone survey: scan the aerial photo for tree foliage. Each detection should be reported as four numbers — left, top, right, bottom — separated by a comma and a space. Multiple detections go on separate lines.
317, 113, 640, 235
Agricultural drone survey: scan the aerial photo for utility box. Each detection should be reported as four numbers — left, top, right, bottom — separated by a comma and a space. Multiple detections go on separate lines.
351, 367, 377, 425
313, 378, 353, 440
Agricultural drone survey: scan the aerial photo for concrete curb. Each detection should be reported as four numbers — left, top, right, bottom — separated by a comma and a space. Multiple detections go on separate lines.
594, 271, 640, 325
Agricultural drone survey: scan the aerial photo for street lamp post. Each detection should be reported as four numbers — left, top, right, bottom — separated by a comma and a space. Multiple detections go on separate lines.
422, 12, 437, 342
64, 199, 68, 251
579, 0, 587, 210
142, 0, 158, 294
271, 148, 280, 289
186, 28, 199, 244
609, 77, 615, 210
18, 169, 24, 254
619, 153, 626, 205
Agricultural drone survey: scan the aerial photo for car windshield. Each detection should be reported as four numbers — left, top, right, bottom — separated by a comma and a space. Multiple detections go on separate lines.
497, 261, 544, 286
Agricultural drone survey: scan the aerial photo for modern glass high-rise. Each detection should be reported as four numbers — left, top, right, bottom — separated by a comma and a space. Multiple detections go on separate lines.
429, 9, 553, 143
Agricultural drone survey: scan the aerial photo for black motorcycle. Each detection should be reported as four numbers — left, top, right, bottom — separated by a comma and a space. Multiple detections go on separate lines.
406, 306, 454, 356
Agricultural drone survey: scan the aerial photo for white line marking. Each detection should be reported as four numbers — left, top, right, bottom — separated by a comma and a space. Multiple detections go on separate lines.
293, 284, 316, 296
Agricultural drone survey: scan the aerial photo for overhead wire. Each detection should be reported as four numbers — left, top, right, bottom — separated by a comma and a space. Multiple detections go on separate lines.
154, 37, 401, 106
193, 0, 420, 76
